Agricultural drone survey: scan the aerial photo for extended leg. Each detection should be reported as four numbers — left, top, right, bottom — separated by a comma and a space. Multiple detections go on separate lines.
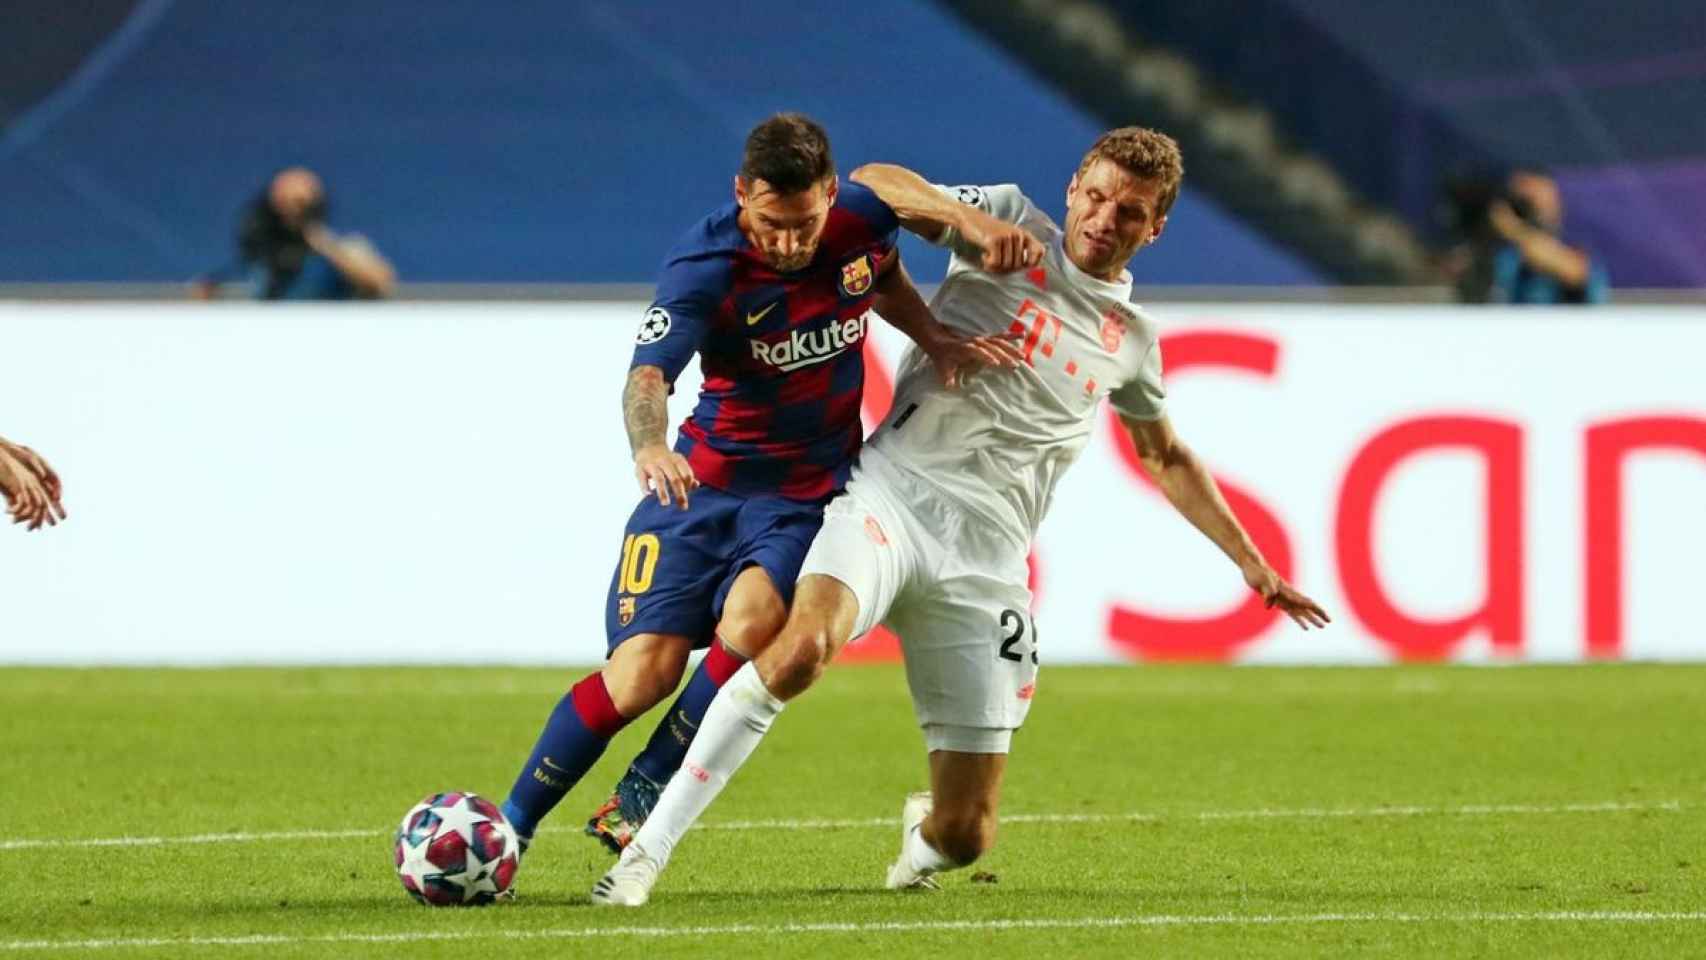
586, 566, 788, 851
888, 749, 1007, 889
591, 574, 860, 905
499, 632, 691, 840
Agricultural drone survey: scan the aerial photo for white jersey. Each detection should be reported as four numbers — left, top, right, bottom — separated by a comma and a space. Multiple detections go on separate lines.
865, 184, 1166, 542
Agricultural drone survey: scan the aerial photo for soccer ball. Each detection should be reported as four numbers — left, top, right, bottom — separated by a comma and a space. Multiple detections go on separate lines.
393, 791, 520, 906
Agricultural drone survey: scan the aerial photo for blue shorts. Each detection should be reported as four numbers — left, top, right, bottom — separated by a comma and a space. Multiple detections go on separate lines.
604, 486, 825, 654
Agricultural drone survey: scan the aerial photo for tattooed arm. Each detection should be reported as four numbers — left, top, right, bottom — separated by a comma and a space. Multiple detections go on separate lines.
624, 365, 697, 509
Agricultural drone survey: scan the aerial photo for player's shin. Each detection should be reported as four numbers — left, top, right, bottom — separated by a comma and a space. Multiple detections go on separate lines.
626, 636, 747, 787
628, 661, 783, 867
501, 672, 631, 838
587, 638, 750, 852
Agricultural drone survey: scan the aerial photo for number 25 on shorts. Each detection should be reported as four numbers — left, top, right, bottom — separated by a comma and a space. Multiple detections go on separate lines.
998, 608, 1039, 665
619, 533, 661, 594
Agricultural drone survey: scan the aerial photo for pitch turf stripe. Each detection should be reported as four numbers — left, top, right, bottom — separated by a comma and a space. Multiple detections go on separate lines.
696, 799, 1682, 831
5, 912, 1706, 951
0, 800, 1681, 852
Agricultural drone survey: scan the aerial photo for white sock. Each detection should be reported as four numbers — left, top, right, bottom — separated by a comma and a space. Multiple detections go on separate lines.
631, 662, 785, 867
903, 823, 954, 875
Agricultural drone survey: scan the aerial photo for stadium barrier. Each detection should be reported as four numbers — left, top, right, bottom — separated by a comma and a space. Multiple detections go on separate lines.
1, 302, 1702, 664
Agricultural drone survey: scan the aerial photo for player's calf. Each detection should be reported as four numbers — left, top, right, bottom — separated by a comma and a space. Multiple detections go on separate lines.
924, 806, 998, 866
887, 796, 998, 892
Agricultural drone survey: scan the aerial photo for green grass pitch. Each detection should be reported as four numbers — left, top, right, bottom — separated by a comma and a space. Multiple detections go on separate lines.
2, 663, 1702, 957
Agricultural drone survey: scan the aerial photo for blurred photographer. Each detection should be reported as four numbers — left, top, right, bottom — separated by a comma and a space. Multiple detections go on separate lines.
1440, 168, 1608, 305
192, 167, 396, 301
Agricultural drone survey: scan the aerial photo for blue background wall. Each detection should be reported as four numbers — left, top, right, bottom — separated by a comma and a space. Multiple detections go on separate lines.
0, 0, 1322, 286
1106, 0, 1706, 286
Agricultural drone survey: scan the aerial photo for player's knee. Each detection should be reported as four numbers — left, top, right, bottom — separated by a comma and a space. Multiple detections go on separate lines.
765, 628, 832, 698
932, 810, 997, 866
717, 586, 787, 658
602, 639, 689, 716
603, 666, 679, 717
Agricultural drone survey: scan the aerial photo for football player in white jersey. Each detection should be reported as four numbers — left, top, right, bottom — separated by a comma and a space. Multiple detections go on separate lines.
593, 127, 1330, 905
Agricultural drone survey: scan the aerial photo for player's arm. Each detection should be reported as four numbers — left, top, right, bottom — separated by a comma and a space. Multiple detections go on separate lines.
1120, 413, 1329, 630
850, 164, 1041, 273
303, 224, 397, 298
0, 436, 66, 531
626, 253, 724, 509
623, 365, 695, 509
871, 253, 1025, 387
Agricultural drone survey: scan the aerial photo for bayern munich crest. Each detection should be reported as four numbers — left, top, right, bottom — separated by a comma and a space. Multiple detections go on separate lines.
636, 307, 671, 345
1100, 310, 1127, 353
839, 255, 873, 297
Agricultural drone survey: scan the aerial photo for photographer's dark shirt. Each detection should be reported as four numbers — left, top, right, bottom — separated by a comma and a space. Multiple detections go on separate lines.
204, 251, 354, 300
1492, 245, 1610, 305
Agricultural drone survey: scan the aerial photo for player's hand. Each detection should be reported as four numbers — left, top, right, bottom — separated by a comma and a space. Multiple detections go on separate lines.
1242, 561, 1329, 630
632, 443, 697, 510
0, 440, 66, 532
924, 328, 1028, 389
957, 209, 1045, 274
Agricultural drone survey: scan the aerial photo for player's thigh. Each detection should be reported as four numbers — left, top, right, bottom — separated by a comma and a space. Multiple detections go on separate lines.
794, 485, 915, 644
605, 492, 736, 654
753, 574, 864, 697
602, 631, 696, 716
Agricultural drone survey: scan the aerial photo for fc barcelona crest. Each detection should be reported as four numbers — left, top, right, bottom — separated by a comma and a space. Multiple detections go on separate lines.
839, 255, 874, 297
1100, 310, 1127, 353
617, 596, 636, 627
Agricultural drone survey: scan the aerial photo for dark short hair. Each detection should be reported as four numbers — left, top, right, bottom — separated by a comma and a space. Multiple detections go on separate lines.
739, 113, 834, 195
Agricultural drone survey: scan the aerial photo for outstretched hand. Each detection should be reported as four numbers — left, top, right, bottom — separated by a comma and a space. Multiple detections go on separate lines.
1242, 561, 1330, 630
0, 439, 66, 531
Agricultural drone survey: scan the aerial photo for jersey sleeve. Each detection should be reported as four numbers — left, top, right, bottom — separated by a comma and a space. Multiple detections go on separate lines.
629, 253, 729, 383
934, 182, 1023, 243
928, 183, 1044, 266
1108, 340, 1167, 421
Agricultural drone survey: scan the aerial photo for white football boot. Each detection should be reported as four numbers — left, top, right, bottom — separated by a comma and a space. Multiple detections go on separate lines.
884, 791, 942, 891
590, 842, 662, 907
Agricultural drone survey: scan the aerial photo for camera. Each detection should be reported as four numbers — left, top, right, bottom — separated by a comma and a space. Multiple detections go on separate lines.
1436, 174, 1538, 240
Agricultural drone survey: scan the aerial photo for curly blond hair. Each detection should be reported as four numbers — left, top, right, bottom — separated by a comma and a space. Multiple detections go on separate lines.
1077, 127, 1184, 216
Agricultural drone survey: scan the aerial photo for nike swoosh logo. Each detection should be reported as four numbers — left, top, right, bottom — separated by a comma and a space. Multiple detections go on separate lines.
746, 302, 779, 325
541, 756, 568, 773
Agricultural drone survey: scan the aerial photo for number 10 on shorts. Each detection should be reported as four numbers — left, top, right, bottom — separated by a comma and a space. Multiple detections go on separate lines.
619, 533, 660, 594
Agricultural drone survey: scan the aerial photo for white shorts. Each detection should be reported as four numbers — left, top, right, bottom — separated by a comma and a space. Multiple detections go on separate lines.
799, 449, 1038, 754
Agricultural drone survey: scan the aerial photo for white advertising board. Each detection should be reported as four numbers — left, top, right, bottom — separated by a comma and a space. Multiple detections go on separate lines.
1, 302, 1702, 664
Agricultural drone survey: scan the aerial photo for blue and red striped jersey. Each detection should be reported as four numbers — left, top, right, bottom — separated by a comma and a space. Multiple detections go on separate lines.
630, 182, 899, 501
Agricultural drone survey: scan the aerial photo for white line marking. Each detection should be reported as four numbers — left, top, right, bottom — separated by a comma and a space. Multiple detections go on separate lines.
0, 800, 1681, 852
0, 828, 376, 851
4, 912, 1705, 952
